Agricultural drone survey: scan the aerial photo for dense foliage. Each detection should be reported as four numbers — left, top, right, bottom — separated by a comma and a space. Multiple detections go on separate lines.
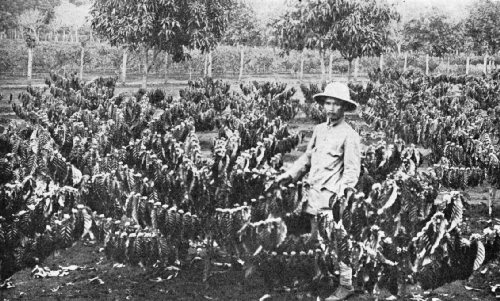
464, 0, 500, 54
2, 69, 500, 299
90, 0, 232, 87
0, 0, 60, 30
273, 0, 399, 80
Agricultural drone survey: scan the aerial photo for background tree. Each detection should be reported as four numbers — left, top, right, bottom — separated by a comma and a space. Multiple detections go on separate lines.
90, 0, 232, 88
52, 1, 89, 78
300, 0, 398, 81
334, 0, 398, 80
404, 12, 457, 57
404, 11, 462, 74
0, 0, 60, 34
464, 0, 500, 55
223, 0, 262, 81
17, 9, 46, 84
272, 1, 309, 81
301, 0, 335, 81
53, 0, 89, 43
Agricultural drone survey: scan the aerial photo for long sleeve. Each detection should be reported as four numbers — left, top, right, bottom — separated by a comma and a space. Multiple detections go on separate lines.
284, 126, 316, 181
340, 131, 361, 194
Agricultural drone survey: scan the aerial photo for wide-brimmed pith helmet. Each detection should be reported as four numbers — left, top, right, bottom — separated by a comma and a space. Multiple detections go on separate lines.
313, 82, 358, 112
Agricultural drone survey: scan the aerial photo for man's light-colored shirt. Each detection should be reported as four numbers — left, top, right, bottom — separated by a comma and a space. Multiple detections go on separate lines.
285, 119, 361, 196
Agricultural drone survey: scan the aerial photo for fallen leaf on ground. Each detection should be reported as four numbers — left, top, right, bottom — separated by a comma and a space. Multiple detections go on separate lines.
60, 265, 80, 271
165, 266, 180, 271
465, 285, 481, 291
259, 294, 271, 301
149, 277, 165, 283
0, 278, 15, 289
89, 277, 104, 285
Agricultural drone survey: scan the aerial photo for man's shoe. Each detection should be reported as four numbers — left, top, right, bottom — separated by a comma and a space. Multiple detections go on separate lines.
325, 285, 354, 301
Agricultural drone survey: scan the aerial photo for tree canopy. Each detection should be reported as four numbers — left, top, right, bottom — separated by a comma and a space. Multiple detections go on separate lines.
273, 0, 398, 80
464, 0, 500, 54
275, 0, 397, 59
403, 12, 462, 56
17, 9, 46, 48
223, 0, 262, 47
331, 0, 398, 63
0, 0, 60, 30
272, 1, 308, 54
90, 0, 232, 62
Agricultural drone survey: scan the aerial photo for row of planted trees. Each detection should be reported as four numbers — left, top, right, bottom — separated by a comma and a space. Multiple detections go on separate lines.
1, 27, 91, 43
15, 0, 500, 88
15, 0, 398, 87
9, 39, 500, 89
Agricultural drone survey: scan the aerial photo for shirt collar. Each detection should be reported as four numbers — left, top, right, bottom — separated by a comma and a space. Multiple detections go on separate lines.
327, 117, 344, 127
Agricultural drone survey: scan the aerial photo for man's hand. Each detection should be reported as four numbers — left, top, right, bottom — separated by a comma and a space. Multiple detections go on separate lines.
339, 187, 356, 217
265, 173, 292, 192
344, 188, 355, 202
275, 173, 293, 186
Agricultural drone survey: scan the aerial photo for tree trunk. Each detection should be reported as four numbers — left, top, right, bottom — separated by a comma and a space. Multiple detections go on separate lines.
204, 53, 208, 77
466, 56, 470, 75
347, 60, 353, 82
189, 60, 192, 81
447, 56, 450, 74
425, 54, 429, 75
89, 30, 93, 43
75, 27, 79, 43
164, 52, 168, 83
328, 52, 333, 81
27, 47, 33, 85
208, 51, 212, 78
141, 46, 148, 89
319, 51, 325, 81
300, 49, 305, 81
379, 54, 384, 71
79, 46, 84, 80
404, 52, 408, 72
121, 48, 128, 85
354, 57, 359, 81
239, 45, 244, 81
63, 30, 66, 42
397, 44, 402, 55
484, 55, 488, 74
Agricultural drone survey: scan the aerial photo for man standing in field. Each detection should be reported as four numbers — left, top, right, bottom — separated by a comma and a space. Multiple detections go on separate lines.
276, 82, 361, 300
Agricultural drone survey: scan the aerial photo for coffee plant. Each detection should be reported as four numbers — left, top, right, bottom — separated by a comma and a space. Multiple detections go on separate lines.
1, 70, 500, 300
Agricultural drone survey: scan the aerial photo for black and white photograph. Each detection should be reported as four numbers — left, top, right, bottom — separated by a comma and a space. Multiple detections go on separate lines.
1, 0, 500, 300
